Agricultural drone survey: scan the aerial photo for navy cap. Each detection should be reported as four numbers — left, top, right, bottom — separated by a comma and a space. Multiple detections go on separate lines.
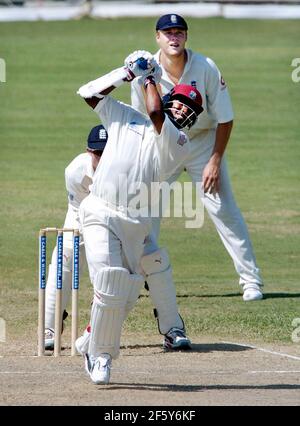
87, 125, 108, 151
156, 14, 188, 31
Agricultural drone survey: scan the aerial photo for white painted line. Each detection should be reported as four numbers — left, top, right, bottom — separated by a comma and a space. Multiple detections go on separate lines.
1, 369, 300, 376
249, 371, 300, 374
0, 371, 79, 374
0, 355, 78, 358
222, 341, 300, 361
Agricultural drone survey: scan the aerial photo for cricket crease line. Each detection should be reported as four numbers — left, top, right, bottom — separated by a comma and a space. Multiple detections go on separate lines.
249, 370, 300, 374
0, 355, 80, 358
222, 341, 300, 361
0, 371, 80, 374
1, 369, 300, 376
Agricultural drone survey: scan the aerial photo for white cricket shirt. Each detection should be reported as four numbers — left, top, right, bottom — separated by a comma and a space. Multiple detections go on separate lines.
91, 95, 190, 209
65, 152, 94, 210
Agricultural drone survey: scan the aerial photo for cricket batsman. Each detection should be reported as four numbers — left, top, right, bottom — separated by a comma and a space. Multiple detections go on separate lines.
76, 50, 204, 384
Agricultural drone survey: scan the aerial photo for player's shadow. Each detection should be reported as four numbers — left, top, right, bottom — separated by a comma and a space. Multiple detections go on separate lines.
103, 383, 300, 392
177, 293, 242, 298
262, 292, 300, 299
177, 292, 300, 299
189, 342, 252, 353
139, 293, 242, 299
141, 292, 300, 299
121, 342, 252, 353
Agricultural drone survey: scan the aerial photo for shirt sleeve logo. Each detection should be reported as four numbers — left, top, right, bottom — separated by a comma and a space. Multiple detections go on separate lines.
129, 120, 144, 136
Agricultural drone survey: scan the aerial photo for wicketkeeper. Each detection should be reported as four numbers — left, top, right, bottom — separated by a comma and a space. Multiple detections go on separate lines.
44, 125, 108, 349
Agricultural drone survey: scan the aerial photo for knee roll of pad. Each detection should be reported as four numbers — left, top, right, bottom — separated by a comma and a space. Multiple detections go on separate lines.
93, 267, 132, 308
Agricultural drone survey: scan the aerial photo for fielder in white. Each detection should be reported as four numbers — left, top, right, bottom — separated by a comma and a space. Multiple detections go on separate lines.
44, 125, 108, 350
76, 50, 204, 384
131, 14, 263, 303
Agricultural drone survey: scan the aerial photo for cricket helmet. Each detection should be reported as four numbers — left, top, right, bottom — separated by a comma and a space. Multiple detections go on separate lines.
163, 84, 203, 130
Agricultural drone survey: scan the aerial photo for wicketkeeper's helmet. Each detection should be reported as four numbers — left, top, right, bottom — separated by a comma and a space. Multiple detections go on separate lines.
163, 84, 203, 130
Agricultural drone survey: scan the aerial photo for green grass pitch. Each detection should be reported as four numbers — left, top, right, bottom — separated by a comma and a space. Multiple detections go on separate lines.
0, 17, 299, 345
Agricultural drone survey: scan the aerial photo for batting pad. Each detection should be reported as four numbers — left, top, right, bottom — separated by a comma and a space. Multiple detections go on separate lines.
88, 267, 131, 359
141, 249, 183, 334
77, 67, 128, 98
45, 246, 73, 330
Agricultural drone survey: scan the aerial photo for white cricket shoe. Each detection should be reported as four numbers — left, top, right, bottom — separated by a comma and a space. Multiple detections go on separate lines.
242, 283, 263, 302
163, 327, 192, 351
44, 328, 55, 350
75, 327, 91, 356
84, 353, 112, 385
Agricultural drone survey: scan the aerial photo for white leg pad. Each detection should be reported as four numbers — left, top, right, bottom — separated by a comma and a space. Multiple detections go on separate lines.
124, 274, 145, 320
141, 249, 184, 334
45, 246, 73, 329
88, 267, 131, 359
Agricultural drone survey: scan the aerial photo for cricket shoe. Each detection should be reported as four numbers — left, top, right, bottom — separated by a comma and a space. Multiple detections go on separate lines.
75, 326, 91, 356
84, 353, 111, 385
242, 283, 263, 302
163, 327, 192, 351
44, 328, 55, 350
44, 310, 69, 350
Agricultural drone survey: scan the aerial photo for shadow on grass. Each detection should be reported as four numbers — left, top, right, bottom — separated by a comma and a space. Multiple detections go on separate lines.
139, 293, 242, 299
263, 292, 300, 299
105, 383, 300, 392
140, 292, 300, 299
178, 293, 241, 298
178, 292, 300, 299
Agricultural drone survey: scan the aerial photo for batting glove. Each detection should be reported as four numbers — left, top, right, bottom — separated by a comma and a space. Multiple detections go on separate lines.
124, 50, 155, 81
141, 61, 162, 88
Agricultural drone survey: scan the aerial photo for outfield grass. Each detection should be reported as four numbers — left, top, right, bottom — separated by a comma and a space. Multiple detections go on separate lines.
0, 18, 299, 346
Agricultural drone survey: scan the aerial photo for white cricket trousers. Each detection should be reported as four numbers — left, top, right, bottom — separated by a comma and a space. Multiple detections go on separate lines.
45, 204, 86, 330
79, 194, 150, 358
79, 194, 151, 279
146, 129, 262, 286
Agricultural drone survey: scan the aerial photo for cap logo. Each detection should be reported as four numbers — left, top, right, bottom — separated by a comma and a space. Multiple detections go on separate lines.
171, 14, 177, 24
189, 90, 197, 100
99, 128, 107, 140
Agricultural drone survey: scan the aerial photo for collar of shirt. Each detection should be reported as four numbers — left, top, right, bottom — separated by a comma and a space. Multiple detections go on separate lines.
155, 48, 192, 85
